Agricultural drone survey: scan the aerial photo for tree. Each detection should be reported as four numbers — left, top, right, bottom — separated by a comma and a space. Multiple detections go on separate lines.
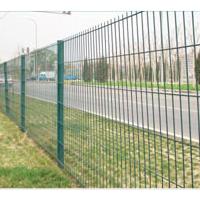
134, 65, 139, 82
149, 66, 153, 82
156, 61, 160, 83
36, 48, 56, 72
120, 68, 123, 81
163, 60, 167, 83
28, 54, 36, 76
143, 65, 153, 82
94, 57, 109, 82
195, 51, 200, 84
128, 66, 132, 82
82, 59, 93, 82
176, 58, 181, 82
112, 66, 115, 81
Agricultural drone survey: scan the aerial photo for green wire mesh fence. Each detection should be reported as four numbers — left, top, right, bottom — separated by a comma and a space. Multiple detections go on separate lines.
0, 64, 5, 110
1, 11, 200, 188
25, 45, 58, 160
1, 58, 21, 124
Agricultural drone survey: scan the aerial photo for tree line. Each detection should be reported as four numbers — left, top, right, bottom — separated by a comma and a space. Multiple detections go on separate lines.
82, 52, 200, 84
82, 57, 109, 82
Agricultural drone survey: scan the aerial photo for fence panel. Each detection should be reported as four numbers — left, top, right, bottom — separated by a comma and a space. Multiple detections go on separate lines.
0, 11, 200, 188
25, 44, 58, 160
0, 64, 5, 111
3, 57, 21, 125
62, 11, 200, 188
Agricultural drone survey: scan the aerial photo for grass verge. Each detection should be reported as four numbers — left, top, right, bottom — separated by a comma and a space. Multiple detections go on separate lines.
0, 111, 78, 188
77, 80, 199, 92
1, 91, 200, 188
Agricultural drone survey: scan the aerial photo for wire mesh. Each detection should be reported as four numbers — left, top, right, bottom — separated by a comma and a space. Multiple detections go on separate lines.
62, 11, 200, 188
0, 11, 200, 188
0, 64, 5, 111
0, 57, 21, 125
25, 45, 58, 159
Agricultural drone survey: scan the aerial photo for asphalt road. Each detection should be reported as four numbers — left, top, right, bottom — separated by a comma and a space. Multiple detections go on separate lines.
13, 81, 200, 141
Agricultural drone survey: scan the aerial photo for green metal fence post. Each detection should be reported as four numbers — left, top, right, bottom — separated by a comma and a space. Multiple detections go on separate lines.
20, 55, 26, 132
3, 62, 9, 114
57, 40, 64, 168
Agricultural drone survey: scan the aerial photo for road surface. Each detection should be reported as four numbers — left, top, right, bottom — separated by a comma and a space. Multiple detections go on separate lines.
13, 81, 200, 141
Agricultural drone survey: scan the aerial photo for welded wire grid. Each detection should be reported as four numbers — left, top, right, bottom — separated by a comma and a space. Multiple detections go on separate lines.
1, 57, 21, 125
0, 64, 5, 110
62, 11, 200, 188
0, 11, 200, 188
25, 45, 58, 159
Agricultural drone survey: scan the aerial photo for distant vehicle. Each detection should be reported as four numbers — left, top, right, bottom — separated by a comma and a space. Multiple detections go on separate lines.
0, 75, 4, 86
0, 75, 13, 87
29, 76, 37, 81
39, 71, 55, 81
64, 74, 79, 80
7, 76, 13, 86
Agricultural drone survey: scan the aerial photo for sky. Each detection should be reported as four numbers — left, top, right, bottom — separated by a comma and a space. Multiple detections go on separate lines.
0, 11, 125, 62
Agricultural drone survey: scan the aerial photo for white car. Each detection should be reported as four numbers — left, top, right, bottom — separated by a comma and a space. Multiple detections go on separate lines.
0, 74, 13, 87
39, 71, 56, 81
0, 74, 4, 86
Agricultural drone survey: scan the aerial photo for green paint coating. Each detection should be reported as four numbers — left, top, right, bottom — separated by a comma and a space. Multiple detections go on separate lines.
57, 40, 64, 168
20, 55, 26, 132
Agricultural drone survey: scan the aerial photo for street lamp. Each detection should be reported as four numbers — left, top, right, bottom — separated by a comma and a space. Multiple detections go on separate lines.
25, 18, 38, 78
35, 11, 71, 15
26, 18, 38, 50
0, 11, 71, 74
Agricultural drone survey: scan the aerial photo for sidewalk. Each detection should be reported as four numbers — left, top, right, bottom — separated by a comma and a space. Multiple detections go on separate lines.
0, 112, 77, 188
